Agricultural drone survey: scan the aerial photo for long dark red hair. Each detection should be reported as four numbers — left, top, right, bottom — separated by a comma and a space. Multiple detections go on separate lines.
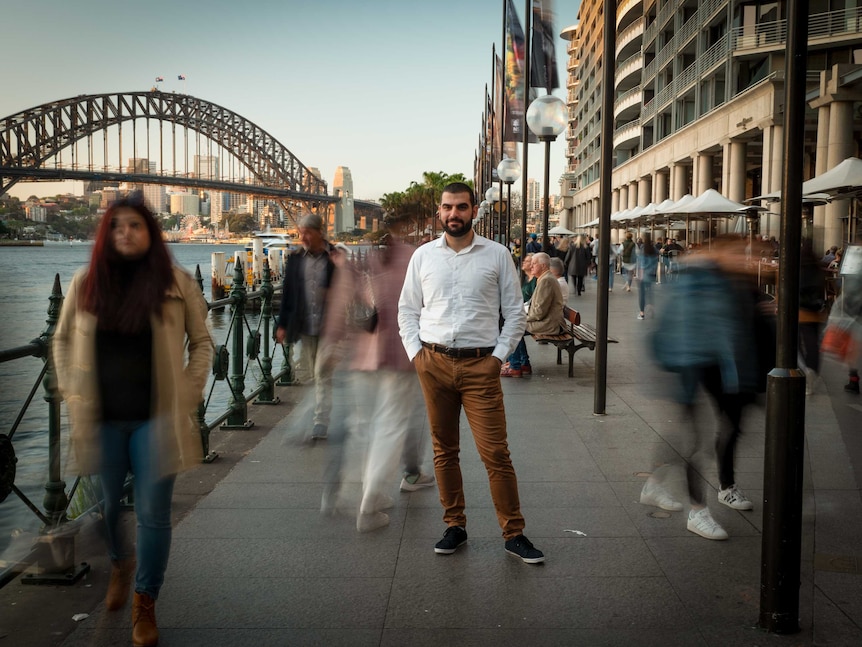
79, 194, 174, 333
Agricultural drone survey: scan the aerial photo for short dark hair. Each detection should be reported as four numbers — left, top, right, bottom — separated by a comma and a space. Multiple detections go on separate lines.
441, 182, 475, 207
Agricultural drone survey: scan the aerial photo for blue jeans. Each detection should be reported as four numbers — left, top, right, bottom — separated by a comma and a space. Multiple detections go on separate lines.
99, 420, 176, 600
507, 337, 529, 370
639, 272, 655, 313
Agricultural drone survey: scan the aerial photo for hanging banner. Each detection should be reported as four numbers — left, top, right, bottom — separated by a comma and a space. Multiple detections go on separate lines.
531, 0, 560, 92
504, 0, 535, 144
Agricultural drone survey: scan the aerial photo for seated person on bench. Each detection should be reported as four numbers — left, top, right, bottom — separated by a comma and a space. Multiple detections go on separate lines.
502, 253, 564, 377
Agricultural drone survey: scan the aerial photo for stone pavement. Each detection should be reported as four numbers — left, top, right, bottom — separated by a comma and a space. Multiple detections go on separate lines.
10, 275, 862, 646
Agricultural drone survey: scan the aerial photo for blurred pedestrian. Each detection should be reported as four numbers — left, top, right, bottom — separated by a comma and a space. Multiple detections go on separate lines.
526, 232, 542, 254
798, 239, 827, 394
53, 195, 212, 647
636, 232, 659, 320
619, 231, 637, 292
642, 235, 770, 540
276, 213, 338, 440
322, 215, 432, 532
565, 235, 591, 296
398, 182, 544, 563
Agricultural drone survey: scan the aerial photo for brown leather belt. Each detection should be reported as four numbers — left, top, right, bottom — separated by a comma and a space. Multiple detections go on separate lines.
421, 342, 495, 358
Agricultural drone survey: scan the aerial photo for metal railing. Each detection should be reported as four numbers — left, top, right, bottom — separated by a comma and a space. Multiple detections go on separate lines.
0, 258, 292, 587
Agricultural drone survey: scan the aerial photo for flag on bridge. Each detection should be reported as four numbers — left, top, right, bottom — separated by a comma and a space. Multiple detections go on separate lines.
155, 76, 164, 82
178, 74, 186, 80
531, 0, 560, 92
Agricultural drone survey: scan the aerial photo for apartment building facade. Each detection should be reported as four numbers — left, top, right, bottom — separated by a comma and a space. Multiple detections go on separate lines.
559, 0, 862, 251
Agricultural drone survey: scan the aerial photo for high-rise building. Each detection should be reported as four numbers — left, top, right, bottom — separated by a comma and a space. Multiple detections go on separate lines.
526, 178, 542, 213
332, 166, 355, 234
559, 1, 862, 251
194, 155, 219, 180
143, 183, 167, 213
170, 192, 200, 216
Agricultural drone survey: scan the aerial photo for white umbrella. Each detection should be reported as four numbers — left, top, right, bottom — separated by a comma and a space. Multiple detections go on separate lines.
801, 157, 862, 196
548, 225, 576, 235
665, 189, 746, 214
748, 190, 831, 205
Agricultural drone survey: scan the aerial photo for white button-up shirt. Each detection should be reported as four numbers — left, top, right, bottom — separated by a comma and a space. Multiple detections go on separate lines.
397, 233, 526, 362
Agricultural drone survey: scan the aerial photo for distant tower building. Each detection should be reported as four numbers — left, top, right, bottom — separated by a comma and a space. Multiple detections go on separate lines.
332, 166, 354, 234
194, 155, 219, 180
143, 183, 167, 213
170, 192, 200, 216
208, 191, 223, 225
527, 178, 541, 213
125, 158, 150, 193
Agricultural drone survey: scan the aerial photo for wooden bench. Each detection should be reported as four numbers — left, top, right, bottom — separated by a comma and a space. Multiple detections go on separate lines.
531, 306, 619, 377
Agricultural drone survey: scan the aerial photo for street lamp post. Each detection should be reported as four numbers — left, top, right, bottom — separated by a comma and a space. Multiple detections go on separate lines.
497, 157, 521, 251
479, 199, 491, 238
526, 95, 567, 252
484, 186, 501, 242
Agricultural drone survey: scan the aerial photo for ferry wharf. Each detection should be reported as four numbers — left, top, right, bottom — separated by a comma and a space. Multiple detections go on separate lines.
4, 281, 862, 647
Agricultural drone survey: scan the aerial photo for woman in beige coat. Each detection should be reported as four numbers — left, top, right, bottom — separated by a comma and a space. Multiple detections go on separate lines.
53, 194, 212, 647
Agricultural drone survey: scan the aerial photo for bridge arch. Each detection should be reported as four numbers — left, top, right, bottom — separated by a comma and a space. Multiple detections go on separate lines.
0, 91, 328, 204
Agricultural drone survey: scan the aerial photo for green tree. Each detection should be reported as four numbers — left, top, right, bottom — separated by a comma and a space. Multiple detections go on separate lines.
226, 212, 256, 234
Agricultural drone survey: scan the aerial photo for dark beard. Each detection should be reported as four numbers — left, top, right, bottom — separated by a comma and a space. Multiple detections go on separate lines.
444, 219, 472, 238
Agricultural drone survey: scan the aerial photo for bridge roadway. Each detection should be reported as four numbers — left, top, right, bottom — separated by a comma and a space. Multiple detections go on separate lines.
5, 279, 862, 646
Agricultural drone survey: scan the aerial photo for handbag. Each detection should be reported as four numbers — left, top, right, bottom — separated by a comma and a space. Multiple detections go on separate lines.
347, 272, 378, 333
821, 321, 854, 361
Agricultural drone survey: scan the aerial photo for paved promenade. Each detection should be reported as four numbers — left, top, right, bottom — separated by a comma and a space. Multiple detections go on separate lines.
6, 276, 862, 646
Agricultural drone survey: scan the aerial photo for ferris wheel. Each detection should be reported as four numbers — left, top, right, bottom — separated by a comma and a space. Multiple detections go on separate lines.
181, 215, 202, 231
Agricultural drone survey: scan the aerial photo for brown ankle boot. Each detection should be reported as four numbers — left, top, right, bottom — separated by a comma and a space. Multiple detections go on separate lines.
131, 592, 158, 647
105, 558, 136, 611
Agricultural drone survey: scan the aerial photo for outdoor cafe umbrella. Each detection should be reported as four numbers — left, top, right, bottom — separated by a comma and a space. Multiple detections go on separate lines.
548, 225, 576, 235
801, 156, 862, 197
665, 189, 747, 247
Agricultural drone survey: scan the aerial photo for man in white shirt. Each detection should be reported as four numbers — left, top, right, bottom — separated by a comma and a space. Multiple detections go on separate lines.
397, 182, 544, 564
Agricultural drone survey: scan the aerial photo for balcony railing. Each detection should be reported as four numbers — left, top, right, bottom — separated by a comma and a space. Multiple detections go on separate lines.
731, 7, 862, 51
616, 16, 645, 60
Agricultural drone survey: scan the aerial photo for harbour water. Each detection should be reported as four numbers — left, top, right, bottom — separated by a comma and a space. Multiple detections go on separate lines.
0, 242, 256, 561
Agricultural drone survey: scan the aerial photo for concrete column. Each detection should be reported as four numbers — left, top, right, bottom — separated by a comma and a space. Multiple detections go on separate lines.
767, 124, 784, 239
697, 153, 714, 194
619, 185, 629, 212
728, 140, 747, 203
813, 105, 830, 252
825, 100, 854, 250
638, 177, 651, 207
654, 170, 668, 203
672, 163, 688, 200
611, 189, 620, 214
628, 182, 639, 209
720, 140, 731, 195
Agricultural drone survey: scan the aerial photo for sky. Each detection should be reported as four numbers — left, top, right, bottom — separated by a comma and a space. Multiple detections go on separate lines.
1, 0, 579, 204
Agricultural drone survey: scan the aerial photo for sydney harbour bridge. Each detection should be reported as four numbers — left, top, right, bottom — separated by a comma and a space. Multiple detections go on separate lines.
0, 91, 382, 228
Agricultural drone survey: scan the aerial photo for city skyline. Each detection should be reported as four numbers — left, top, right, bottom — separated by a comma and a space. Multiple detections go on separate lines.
1, 0, 576, 204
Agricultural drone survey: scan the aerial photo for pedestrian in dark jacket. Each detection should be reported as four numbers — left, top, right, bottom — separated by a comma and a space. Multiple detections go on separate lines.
565, 235, 592, 296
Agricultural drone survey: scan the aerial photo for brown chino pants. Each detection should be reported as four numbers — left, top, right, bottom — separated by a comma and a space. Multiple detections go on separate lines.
413, 348, 525, 540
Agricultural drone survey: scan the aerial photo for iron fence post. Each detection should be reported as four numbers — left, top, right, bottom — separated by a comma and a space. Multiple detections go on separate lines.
23, 274, 91, 585
41, 274, 67, 526
222, 260, 253, 429
255, 259, 279, 405
193, 265, 218, 462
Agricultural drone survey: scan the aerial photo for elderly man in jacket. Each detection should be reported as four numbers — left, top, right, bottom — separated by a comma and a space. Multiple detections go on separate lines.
502, 252, 564, 377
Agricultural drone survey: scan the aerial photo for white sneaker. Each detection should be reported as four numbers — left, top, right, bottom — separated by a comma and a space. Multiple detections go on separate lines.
357, 511, 389, 533
639, 480, 683, 511
687, 508, 729, 540
400, 473, 436, 492
718, 485, 753, 510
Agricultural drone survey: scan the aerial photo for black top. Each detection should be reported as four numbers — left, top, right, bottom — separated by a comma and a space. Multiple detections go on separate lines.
96, 326, 153, 421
